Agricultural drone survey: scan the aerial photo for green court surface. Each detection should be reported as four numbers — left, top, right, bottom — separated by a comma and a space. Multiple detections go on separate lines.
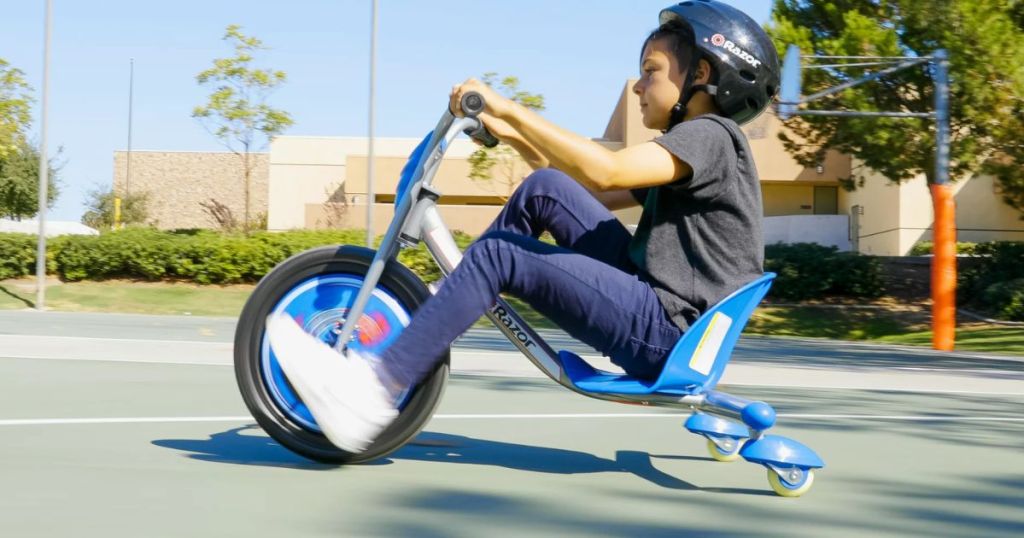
0, 312, 1021, 537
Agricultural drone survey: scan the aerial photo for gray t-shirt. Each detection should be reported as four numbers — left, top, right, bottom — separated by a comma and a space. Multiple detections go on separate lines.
628, 114, 763, 330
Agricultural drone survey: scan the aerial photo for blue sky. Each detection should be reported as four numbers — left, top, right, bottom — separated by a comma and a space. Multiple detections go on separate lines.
2, 1, 771, 221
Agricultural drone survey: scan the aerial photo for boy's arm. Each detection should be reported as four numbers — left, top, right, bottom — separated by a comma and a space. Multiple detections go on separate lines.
478, 115, 550, 171
453, 79, 691, 192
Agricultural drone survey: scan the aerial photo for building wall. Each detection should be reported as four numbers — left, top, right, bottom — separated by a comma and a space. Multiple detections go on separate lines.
762, 183, 814, 216
267, 137, 423, 231
764, 215, 851, 250
742, 111, 851, 183
839, 166, 902, 255
113, 151, 268, 230
901, 174, 1024, 248
950, 174, 1024, 242
836, 167, 1024, 255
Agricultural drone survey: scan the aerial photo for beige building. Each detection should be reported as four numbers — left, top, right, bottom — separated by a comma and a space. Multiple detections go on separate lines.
116, 80, 1023, 254
113, 151, 269, 230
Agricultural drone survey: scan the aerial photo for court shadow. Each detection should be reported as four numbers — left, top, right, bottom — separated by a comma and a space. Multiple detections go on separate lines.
388, 431, 771, 496
152, 427, 766, 495
151, 424, 336, 470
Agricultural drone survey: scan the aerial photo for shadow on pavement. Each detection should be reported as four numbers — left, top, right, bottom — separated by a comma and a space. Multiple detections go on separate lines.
388, 432, 772, 496
152, 424, 335, 470
152, 427, 768, 496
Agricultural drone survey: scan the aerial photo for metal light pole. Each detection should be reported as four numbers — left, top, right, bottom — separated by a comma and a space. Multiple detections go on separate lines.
929, 50, 955, 351
366, 0, 378, 248
126, 58, 134, 198
35, 0, 53, 311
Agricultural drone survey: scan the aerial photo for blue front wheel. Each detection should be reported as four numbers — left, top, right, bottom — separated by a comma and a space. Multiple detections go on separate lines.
234, 245, 449, 464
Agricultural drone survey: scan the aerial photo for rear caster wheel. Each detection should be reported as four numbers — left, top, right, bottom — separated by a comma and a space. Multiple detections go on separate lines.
706, 437, 742, 462
767, 468, 815, 497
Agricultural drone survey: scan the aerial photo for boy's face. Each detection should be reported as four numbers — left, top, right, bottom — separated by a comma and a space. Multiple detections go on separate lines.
633, 38, 685, 131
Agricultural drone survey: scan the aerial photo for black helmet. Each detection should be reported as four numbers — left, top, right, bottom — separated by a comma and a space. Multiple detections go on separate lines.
659, 0, 780, 125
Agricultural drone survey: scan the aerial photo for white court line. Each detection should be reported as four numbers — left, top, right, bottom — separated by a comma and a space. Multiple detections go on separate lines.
5, 356, 1022, 397
1, 413, 1023, 427
0, 416, 251, 426
0, 335, 227, 346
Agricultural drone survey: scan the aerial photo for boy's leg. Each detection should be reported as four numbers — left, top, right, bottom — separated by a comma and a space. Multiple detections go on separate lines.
380, 231, 682, 388
488, 168, 635, 271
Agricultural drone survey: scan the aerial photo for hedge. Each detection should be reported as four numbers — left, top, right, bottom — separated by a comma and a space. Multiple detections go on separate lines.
908, 241, 981, 256
2, 229, 367, 284
2, 230, 884, 301
763, 242, 884, 301
958, 241, 1024, 320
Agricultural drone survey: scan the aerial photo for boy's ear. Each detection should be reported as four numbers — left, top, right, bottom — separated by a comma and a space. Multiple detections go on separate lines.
695, 58, 713, 85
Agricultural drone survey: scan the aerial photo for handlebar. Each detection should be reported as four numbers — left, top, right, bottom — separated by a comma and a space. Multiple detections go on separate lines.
459, 92, 500, 148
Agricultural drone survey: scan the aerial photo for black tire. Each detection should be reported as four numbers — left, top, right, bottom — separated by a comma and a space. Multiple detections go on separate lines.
234, 244, 448, 464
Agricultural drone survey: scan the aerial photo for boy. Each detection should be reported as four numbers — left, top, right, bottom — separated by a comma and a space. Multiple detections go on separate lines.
267, 0, 781, 453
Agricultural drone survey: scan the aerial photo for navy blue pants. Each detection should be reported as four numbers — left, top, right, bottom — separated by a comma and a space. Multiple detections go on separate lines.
380, 168, 683, 386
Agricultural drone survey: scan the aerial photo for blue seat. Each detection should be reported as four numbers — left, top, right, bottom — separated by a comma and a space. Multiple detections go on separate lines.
560, 273, 775, 396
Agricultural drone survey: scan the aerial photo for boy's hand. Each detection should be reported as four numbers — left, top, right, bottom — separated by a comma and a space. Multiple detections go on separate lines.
449, 78, 513, 119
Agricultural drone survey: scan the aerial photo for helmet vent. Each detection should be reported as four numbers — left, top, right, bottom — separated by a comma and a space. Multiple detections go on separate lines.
739, 70, 757, 82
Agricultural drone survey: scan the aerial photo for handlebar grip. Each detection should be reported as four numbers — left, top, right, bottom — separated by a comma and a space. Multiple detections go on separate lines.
459, 92, 499, 147
465, 124, 500, 148
460, 91, 486, 117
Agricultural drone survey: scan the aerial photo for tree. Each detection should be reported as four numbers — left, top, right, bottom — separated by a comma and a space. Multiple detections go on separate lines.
467, 73, 545, 199
768, 1, 1024, 217
81, 186, 149, 230
0, 140, 59, 220
193, 25, 293, 231
0, 57, 33, 160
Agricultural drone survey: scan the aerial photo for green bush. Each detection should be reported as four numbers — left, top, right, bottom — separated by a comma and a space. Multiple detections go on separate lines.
764, 242, 884, 301
0, 233, 36, 279
53, 228, 176, 281
959, 241, 1024, 319
41, 228, 376, 284
980, 278, 1024, 321
908, 241, 980, 256
0, 229, 389, 284
0, 230, 883, 304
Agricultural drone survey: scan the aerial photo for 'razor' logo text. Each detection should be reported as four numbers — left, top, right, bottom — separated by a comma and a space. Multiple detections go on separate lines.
711, 34, 762, 69
492, 305, 535, 348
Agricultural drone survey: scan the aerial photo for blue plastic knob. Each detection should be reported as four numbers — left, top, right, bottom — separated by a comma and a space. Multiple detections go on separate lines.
741, 401, 777, 431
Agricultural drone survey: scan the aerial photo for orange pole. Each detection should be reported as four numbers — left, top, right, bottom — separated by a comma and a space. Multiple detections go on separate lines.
929, 183, 956, 351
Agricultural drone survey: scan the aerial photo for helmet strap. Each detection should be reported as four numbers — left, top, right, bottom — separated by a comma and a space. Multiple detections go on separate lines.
667, 53, 706, 130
